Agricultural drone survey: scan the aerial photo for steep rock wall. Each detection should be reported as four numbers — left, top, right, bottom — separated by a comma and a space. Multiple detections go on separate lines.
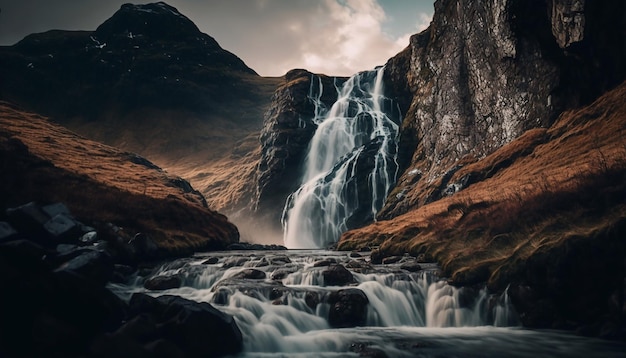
380, 0, 626, 219
255, 70, 343, 224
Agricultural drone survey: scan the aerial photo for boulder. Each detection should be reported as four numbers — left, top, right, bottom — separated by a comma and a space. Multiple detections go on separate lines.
327, 288, 369, 328
5, 201, 50, 239
400, 261, 422, 272
128, 293, 243, 357
305, 291, 320, 309
381, 256, 402, 264
202, 257, 219, 265
144, 275, 182, 291
41, 202, 72, 218
322, 264, 354, 286
44, 213, 82, 242
54, 249, 114, 286
313, 258, 337, 267
232, 268, 266, 280
0, 221, 18, 243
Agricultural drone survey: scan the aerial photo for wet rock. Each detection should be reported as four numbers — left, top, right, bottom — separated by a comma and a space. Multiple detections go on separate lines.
269, 287, 285, 301
327, 288, 369, 328
305, 291, 320, 309
144, 275, 182, 291
322, 264, 355, 286
314, 258, 337, 267
400, 261, 422, 272
370, 249, 383, 264
270, 269, 293, 281
202, 257, 219, 265
127, 293, 243, 357
233, 268, 266, 280
222, 256, 249, 268
269, 255, 292, 265
382, 256, 402, 264
349, 252, 362, 258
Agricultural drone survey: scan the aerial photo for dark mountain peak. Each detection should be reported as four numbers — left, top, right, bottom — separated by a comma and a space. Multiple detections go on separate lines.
0, 1, 261, 116
94, 2, 216, 47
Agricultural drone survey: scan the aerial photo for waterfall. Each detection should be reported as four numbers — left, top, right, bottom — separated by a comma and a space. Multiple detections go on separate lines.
282, 66, 401, 249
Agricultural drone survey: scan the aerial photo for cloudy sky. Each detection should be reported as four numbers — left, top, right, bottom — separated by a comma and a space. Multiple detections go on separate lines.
0, 0, 433, 76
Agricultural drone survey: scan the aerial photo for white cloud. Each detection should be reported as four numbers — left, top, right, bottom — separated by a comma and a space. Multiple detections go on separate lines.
0, 0, 433, 77
192, 0, 432, 77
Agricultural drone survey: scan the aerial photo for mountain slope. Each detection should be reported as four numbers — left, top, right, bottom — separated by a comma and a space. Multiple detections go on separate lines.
0, 2, 280, 220
339, 80, 626, 336
0, 101, 239, 255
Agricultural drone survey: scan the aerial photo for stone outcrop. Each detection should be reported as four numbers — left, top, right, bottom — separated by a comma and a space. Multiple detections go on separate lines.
255, 69, 343, 223
379, 0, 626, 219
0, 200, 244, 358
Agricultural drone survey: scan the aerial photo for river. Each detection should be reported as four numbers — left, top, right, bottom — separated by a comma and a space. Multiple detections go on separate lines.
108, 249, 625, 357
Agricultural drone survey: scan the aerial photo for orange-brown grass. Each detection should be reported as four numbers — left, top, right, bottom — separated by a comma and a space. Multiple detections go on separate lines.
0, 102, 238, 254
58, 75, 282, 213
339, 80, 626, 289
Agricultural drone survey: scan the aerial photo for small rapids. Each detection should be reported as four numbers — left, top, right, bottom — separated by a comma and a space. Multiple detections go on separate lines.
108, 250, 625, 357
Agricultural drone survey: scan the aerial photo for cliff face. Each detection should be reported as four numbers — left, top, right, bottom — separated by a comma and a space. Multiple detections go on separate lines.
255, 70, 343, 225
339, 80, 626, 336
337, 0, 626, 336
380, 0, 626, 219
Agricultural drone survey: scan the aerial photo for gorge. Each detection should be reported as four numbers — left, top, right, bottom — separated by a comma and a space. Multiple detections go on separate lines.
0, 0, 625, 357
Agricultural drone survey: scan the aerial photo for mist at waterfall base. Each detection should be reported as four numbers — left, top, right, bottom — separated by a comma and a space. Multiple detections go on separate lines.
109, 250, 626, 357
282, 66, 400, 249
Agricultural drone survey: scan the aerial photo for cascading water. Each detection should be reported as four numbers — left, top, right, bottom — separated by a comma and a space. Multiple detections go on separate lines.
108, 250, 625, 357
282, 66, 401, 249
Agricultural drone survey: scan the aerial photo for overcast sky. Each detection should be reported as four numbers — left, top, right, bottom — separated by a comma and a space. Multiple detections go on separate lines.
0, 0, 433, 76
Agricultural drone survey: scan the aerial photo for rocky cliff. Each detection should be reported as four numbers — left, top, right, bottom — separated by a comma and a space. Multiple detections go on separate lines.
339, 79, 626, 338
334, 0, 626, 338
255, 69, 344, 225
380, 0, 626, 218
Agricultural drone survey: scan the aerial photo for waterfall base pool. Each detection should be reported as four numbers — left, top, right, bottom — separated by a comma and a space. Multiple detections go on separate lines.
108, 250, 626, 357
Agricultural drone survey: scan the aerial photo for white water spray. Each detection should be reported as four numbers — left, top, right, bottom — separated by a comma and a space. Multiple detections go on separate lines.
282, 67, 400, 249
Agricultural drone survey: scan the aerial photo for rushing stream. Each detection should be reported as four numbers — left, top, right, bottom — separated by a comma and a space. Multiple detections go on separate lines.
108, 250, 625, 357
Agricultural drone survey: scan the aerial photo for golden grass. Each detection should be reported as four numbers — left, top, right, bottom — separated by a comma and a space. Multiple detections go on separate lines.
0, 102, 239, 253
339, 81, 626, 288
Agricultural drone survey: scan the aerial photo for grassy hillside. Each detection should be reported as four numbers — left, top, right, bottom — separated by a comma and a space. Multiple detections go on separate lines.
339, 81, 626, 333
0, 102, 239, 255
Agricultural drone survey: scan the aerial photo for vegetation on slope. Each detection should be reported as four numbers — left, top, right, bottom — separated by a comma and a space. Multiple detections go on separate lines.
339, 80, 626, 335
0, 102, 239, 255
